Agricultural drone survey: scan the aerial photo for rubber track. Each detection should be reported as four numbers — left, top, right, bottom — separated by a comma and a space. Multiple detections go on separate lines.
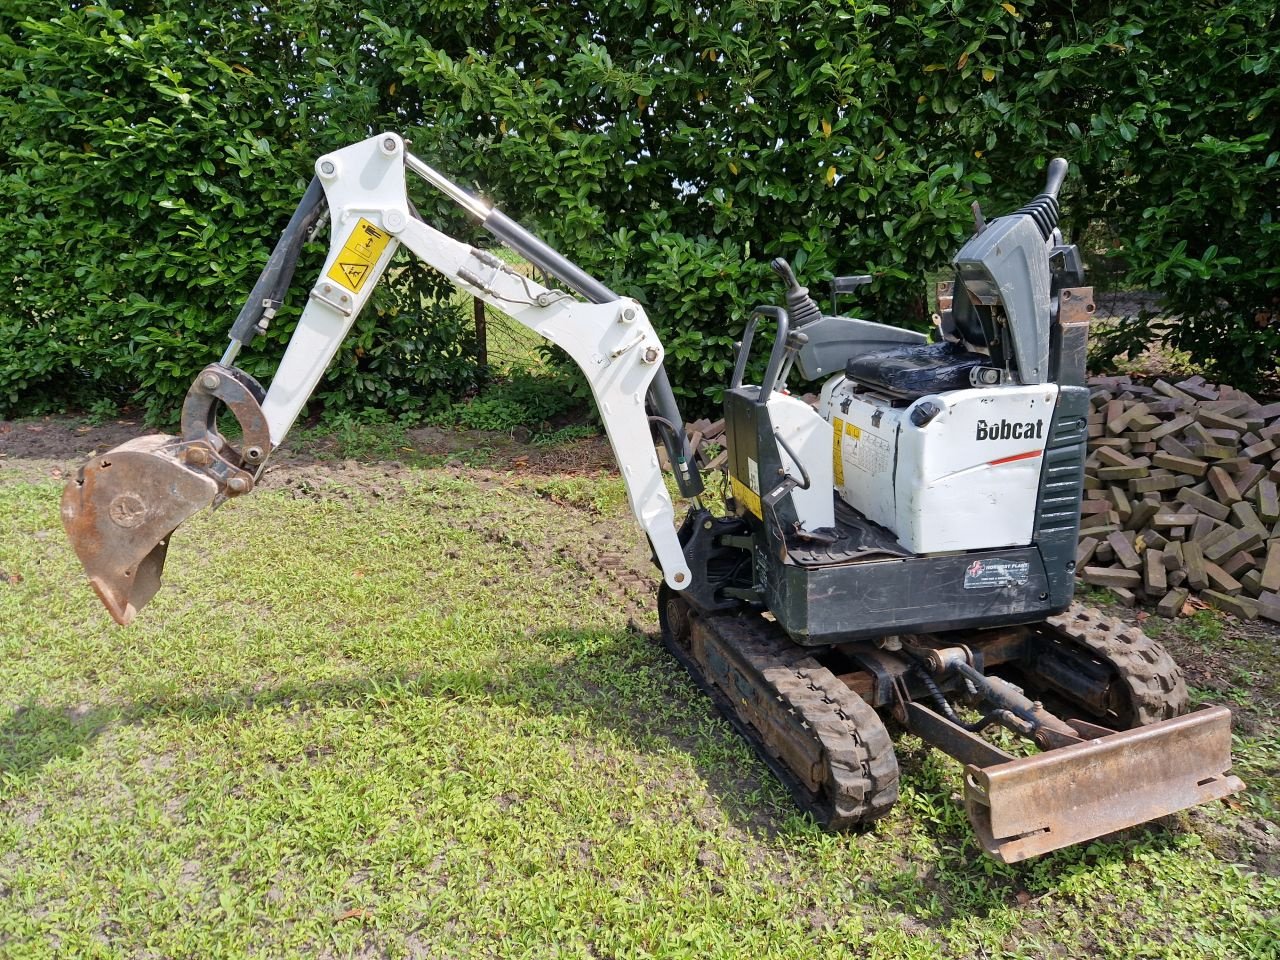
660, 590, 899, 829
1040, 602, 1189, 726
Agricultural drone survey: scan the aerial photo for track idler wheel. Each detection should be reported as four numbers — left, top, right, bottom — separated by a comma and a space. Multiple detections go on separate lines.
1029, 603, 1189, 728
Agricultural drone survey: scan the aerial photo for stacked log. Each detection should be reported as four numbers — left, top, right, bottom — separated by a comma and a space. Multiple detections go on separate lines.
682, 417, 728, 472
1078, 375, 1280, 622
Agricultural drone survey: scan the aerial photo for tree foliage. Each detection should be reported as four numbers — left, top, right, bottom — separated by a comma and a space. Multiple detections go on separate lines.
1, 1, 1276, 423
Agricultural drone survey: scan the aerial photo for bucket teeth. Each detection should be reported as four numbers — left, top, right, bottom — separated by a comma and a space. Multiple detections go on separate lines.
86, 538, 171, 626
61, 435, 219, 625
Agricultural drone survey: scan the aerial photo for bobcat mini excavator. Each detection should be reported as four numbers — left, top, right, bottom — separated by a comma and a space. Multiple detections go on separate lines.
62, 133, 1243, 862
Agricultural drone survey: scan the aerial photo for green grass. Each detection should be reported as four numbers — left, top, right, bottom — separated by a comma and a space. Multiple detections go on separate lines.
2, 472, 1278, 959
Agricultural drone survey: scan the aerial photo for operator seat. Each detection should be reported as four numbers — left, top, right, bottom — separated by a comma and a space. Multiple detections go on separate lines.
843, 280, 990, 400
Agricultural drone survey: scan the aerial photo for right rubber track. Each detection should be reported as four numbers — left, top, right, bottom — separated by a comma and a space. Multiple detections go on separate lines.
659, 587, 899, 829
1039, 602, 1189, 726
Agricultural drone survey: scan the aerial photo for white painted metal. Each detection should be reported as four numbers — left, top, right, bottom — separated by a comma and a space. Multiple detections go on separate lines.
819, 376, 897, 527
820, 377, 1057, 553
257, 134, 691, 590
261, 134, 408, 442
764, 393, 835, 531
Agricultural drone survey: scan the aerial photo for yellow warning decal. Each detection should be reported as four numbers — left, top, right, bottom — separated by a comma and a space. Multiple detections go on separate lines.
731, 476, 762, 519
326, 218, 392, 294
832, 417, 845, 486
832, 418, 861, 487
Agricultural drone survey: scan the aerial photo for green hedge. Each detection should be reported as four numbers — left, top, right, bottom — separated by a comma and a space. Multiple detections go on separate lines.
0, 2, 477, 423
2, 1, 1276, 424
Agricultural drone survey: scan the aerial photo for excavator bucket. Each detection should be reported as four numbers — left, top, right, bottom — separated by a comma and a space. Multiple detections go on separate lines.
963, 705, 1243, 863
61, 435, 219, 625
63, 363, 272, 625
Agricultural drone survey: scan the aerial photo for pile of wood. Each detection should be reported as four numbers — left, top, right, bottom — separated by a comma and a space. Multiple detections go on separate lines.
1078, 374, 1280, 622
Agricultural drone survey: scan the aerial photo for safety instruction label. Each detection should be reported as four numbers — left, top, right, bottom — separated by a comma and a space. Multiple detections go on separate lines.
326, 218, 391, 294
831, 417, 862, 486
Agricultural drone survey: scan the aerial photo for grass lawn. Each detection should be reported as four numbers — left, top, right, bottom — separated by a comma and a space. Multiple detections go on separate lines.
1, 444, 1277, 958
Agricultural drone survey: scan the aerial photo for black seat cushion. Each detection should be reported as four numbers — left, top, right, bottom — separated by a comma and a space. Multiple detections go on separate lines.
845, 341, 988, 398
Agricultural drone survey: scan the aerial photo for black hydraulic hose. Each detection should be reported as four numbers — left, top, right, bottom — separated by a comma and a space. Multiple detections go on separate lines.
649, 415, 698, 495
228, 176, 329, 348
907, 655, 1008, 734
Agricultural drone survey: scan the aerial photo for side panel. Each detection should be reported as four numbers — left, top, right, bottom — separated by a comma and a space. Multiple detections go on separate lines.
895, 384, 1059, 552
725, 389, 765, 522
823, 382, 1059, 554
765, 393, 835, 531
823, 384, 900, 531
1032, 384, 1090, 608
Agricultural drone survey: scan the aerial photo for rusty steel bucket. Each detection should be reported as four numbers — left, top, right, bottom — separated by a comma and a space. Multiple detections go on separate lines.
62, 435, 219, 624
963, 705, 1243, 862
62, 364, 271, 625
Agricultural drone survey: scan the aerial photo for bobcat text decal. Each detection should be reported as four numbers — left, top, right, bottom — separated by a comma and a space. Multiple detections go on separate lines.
975, 418, 1044, 441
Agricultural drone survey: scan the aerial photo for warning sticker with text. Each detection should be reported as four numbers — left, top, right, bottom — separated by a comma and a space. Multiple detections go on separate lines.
831, 418, 863, 485
326, 218, 392, 294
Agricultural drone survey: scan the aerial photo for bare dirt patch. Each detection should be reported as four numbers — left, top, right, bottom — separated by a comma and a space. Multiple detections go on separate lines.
0, 414, 620, 485
403, 424, 618, 475
0, 417, 149, 484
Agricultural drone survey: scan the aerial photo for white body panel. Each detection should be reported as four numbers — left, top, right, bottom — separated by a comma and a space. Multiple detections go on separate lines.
765, 393, 835, 531
819, 378, 1058, 553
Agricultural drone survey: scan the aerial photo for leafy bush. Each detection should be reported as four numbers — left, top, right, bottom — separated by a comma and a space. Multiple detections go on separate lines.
366, 0, 1278, 400
1, 0, 1275, 428
430, 371, 583, 433
0, 2, 475, 423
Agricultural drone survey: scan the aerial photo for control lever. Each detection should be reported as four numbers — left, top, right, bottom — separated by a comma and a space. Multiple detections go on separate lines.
769, 257, 823, 327
1014, 157, 1070, 241
1041, 157, 1069, 201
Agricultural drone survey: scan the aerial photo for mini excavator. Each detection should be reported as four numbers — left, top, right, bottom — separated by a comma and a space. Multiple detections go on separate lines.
62, 133, 1243, 861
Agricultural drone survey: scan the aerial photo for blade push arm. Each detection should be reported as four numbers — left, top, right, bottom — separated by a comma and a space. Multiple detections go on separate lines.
245, 134, 698, 590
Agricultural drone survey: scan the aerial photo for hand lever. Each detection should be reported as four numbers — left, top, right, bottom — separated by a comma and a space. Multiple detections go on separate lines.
769, 257, 822, 327
1042, 158, 1069, 201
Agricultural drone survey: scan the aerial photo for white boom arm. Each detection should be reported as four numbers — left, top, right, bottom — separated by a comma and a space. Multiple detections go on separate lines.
250, 133, 691, 589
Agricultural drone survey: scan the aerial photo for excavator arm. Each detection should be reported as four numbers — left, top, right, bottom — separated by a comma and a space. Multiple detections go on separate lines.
62, 133, 701, 624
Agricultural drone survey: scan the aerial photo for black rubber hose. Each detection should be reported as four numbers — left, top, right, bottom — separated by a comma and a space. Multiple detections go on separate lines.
908, 658, 1008, 734
228, 177, 328, 347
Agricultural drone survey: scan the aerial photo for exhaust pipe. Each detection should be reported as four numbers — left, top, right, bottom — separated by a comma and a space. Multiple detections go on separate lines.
62, 364, 272, 624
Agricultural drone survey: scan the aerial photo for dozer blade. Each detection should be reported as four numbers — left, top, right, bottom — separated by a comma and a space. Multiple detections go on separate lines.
964, 705, 1243, 863
61, 435, 219, 625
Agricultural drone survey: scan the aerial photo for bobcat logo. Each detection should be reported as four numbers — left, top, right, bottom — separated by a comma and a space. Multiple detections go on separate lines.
976, 418, 1044, 441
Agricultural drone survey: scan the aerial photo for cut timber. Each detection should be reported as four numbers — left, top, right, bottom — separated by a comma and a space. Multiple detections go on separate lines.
1157, 588, 1189, 618
1261, 541, 1280, 594
1081, 566, 1141, 588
